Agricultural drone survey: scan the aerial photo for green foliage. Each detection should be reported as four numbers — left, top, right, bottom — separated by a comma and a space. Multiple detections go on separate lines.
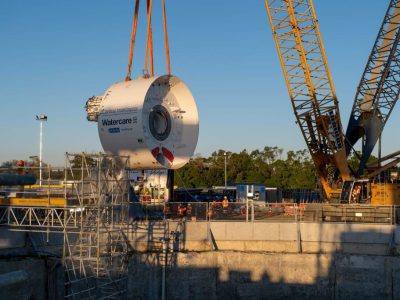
0, 148, 318, 188
348, 151, 378, 175
69, 155, 97, 169
176, 147, 317, 189
0, 160, 19, 169
0, 159, 65, 179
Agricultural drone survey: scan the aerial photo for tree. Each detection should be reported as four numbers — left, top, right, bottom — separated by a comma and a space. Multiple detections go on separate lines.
0, 160, 19, 169
176, 146, 317, 190
348, 151, 378, 175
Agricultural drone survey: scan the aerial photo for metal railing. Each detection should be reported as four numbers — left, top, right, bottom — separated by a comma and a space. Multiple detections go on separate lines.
0, 201, 398, 226
130, 201, 400, 225
0, 205, 81, 232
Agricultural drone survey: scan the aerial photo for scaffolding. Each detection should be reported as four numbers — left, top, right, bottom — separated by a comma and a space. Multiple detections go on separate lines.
0, 153, 131, 299
63, 153, 131, 299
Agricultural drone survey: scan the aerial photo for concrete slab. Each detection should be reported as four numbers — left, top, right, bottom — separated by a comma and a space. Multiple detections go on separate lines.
224, 222, 254, 241
279, 223, 298, 240
341, 224, 393, 244
209, 222, 227, 240
184, 222, 208, 241
300, 223, 394, 244
253, 223, 280, 240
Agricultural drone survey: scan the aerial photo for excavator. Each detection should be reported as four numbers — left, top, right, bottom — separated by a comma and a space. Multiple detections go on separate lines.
264, 0, 400, 205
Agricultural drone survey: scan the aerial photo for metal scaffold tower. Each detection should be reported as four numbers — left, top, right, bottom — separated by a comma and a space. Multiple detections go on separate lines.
0, 153, 131, 299
63, 153, 130, 299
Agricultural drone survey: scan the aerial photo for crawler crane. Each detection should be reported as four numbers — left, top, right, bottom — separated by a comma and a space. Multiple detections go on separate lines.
264, 0, 400, 205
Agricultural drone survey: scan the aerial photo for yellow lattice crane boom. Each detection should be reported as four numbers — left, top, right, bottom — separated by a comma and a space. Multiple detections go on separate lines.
264, 0, 350, 198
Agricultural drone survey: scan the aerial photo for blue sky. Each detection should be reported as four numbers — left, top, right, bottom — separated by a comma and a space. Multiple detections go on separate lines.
0, 0, 397, 166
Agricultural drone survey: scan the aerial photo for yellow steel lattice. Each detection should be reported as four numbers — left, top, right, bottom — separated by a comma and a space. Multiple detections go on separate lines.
264, 0, 350, 196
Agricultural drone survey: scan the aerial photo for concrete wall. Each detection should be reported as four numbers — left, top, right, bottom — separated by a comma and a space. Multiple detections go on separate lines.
0, 229, 25, 250
128, 221, 400, 299
0, 221, 397, 299
0, 258, 46, 300
129, 251, 400, 300
0, 228, 66, 299
0, 257, 64, 300
128, 221, 399, 255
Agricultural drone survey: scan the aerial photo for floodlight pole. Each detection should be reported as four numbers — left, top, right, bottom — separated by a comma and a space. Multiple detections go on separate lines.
39, 121, 43, 186
224, 152, 227, 188
36, 115, 47, 187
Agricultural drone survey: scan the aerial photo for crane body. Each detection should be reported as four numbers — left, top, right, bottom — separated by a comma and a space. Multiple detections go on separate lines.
265, 0, 400, 205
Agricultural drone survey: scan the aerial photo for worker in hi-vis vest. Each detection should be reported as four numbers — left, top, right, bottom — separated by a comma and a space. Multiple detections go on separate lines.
222, 196, 229, 209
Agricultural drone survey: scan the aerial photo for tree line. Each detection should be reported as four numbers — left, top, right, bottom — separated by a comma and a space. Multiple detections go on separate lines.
175, 147, 318, 189
1, 146, 380, 189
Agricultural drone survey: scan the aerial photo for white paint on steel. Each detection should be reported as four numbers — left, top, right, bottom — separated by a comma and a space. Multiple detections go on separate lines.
97, 75, 199, 169
359, 5, 400, 113
39, 120, 43, 186
36, 115, 47, 187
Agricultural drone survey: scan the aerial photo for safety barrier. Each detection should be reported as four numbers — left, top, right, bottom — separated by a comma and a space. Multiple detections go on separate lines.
130, 201, 400, 225
301, 204, 398, 224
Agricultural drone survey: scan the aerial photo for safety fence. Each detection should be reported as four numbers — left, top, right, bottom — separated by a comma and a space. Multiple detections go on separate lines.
0, 202, 397, 227
131, 202, 400, 225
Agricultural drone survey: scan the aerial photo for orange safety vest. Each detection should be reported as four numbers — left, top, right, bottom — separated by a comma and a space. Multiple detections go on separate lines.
178, 206, 186, 215
222, 199, 229, 209
207, 208, 213, 218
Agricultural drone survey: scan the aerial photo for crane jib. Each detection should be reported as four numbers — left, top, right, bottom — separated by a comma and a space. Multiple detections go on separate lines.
264, 0, 350, 198
346, 0, 400, 176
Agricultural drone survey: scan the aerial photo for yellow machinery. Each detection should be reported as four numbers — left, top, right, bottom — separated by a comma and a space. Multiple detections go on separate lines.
0, 186, 68, 206
0, 175, 68, 206
0, 197, 66, 206
371, 183, 400, 206
264, 0, 400, 205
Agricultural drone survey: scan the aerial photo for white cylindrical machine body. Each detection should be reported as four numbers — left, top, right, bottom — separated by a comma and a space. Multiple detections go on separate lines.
97, 75, 199, 169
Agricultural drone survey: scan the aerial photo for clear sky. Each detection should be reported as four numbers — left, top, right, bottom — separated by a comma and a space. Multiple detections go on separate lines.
0, 0, 398, 166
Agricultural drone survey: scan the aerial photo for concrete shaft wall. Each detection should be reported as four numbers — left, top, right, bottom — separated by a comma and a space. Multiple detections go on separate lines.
129, 221, 399, 255
0, 257, 64, 300
129, 251, 400, 300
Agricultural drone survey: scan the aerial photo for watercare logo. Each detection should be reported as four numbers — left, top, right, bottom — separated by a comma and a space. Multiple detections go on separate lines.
108, 128, 120, 134
101, 118, 135, 126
